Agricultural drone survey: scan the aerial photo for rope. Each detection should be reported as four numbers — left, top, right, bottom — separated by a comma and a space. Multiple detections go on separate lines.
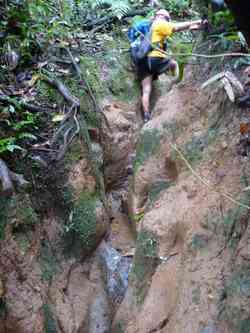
166, 51, 250, 59
171, 143, 250, 210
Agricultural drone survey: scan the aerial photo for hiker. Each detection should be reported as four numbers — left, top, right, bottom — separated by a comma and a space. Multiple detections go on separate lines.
130, 9, 206, 122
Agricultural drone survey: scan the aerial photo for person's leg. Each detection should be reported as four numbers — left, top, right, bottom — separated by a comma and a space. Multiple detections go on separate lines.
169, 59, 179, 81
141, 75, 153, 122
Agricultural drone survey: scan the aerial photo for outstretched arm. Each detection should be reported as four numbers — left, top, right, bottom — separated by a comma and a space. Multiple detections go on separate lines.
172, 19, 203, 32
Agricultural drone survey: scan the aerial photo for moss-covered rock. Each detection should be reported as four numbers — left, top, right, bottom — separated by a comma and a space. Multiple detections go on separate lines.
134, 129, 162, 173
64, 192, 108, 255
131, 229, 158, 305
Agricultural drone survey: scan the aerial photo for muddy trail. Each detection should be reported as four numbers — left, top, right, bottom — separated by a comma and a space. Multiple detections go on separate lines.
1, 56, 250, 333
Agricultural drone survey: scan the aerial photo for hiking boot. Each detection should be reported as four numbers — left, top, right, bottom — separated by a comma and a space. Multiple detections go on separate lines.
144, 112, 150, 123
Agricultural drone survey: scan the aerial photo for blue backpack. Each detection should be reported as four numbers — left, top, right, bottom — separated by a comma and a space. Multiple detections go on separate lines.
128, 19, 152, 64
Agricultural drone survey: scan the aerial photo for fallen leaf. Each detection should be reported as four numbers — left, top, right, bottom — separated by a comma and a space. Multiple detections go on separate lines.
240, 122, 250, 135
52, 114, 65, 122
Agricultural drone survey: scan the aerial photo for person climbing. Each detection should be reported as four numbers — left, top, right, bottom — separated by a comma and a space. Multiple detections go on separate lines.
130, 9, 206, 122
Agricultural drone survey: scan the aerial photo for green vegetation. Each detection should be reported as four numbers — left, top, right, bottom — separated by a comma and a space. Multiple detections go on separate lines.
134, 129, 162, 172
16, 197, 39, 225
0, 101, 39, 155
103, 33, 139, 102
219, 267, 250, 333
64, 142, 83, 165
226, 269, 250, 299
205, 191, 250, 250
172, 128, 218, 169
43, 303, 57, 333
0, 298, 7, 320
162, 120, 183, 141
79, 55, 107, 100
190, 233, 208, 251
0, 198, 10, 240
89, 0, 131, 20
239, 319, 250, 333
64, 192, 97, 252
39, 241, 59, 282
147, 180, 173, 205
131, 229, 158, 304
162, 0, 189, 17
192, 286, 201, 305
113, 322, 125, 333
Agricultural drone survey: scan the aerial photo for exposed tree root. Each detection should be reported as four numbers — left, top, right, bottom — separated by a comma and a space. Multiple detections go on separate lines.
0, 158, 29, 197
41, 74, 80, 107
0, 94, 52, 113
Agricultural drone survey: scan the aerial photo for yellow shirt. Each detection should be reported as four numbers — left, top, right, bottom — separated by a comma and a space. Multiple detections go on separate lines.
148, 19, 173, 58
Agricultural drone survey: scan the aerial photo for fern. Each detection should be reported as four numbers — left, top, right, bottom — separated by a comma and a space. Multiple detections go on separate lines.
91, 0, 131, 19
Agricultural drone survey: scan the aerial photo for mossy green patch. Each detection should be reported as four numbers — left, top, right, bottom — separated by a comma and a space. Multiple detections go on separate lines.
192, 286, 201, 305
212, 191, 250, 248
0, 298, 7, 320
65, 142, 83, 165
36, 80, 61, 105
190, 233, 208, 251
171, 128, 218, 169
0, 197, 10, 240
162, 120, 183, 140
16, 200, 39, 226
113, 321, 125, 333
15, 233, 31, 255
43, 303, 57, 333
39, 241, 59, 282
134, 129, 162, 173
226, 269, 250, 298
64, 192, 98, 255
102, 33, 139, 102
239, 318, 250, 333
131, 229, 158, 305
219, 267, 250, 333
80, 55, 107, 100
147, 180, 173, 205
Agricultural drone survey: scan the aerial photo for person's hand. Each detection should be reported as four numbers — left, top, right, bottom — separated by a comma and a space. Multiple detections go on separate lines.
202, 19, 208, 26
201, 19, 209, 32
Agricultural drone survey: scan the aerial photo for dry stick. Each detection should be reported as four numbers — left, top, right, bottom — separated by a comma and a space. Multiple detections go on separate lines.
171, 144, 250, 210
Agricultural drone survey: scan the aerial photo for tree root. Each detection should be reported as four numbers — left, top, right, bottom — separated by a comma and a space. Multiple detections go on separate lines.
41, 74, 80, 107
0, 94, 52, 113
0, 158, 29, 197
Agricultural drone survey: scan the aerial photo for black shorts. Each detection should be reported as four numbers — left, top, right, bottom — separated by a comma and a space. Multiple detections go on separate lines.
136, 56, 171, 81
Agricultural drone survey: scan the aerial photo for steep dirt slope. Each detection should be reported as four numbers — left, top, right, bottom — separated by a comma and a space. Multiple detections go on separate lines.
112, 71, 250, 333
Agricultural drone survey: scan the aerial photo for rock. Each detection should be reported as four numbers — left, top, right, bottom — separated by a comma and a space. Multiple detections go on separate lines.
221, 141, 228, 149
97, 241, 132, 313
